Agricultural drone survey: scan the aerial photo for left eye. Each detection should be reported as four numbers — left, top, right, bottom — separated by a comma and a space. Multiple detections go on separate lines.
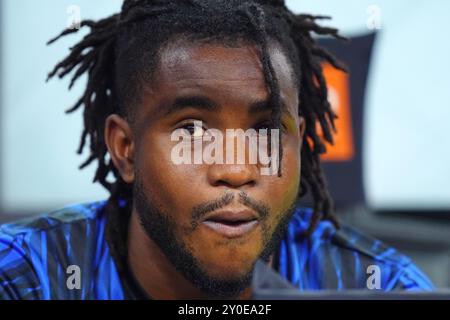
255, 122, 276, 132
255, 123, 272, 131
254, 122, 287, 134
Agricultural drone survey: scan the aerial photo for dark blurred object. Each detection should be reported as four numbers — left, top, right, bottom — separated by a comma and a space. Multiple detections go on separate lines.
318, 33, 375, 207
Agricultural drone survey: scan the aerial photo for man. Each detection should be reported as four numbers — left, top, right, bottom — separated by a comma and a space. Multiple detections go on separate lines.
0, 0, 433, 299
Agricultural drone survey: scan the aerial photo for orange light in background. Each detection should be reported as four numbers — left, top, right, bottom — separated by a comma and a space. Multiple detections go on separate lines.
319, 63, 355, 162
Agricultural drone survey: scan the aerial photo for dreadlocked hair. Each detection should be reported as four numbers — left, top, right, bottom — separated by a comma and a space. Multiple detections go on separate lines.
47, 0, 347, 236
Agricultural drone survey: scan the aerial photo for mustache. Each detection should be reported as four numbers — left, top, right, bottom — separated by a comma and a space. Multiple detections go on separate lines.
191, 191, 269, 225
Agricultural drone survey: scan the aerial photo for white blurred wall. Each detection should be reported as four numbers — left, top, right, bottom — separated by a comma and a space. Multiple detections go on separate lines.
286, 0, 450, 209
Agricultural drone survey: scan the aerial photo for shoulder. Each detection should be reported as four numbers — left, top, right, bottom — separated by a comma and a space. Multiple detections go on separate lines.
0, 201, 109, 299
0, 201, 107, 238
278, 207, 434, 291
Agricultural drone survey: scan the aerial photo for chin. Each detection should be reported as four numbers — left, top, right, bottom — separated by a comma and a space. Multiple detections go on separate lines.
196, 247, 261, 279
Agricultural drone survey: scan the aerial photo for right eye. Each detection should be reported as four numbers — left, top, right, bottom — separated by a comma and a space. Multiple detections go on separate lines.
180, 121, 206, 138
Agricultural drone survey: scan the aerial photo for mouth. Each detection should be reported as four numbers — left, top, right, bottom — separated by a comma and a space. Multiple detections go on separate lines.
201, 209, 259, 239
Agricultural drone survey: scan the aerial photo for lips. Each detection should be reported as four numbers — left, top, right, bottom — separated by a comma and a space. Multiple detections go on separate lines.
201, 209, 259, 238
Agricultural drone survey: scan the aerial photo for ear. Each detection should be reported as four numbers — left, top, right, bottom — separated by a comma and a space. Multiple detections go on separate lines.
298, 116, 306, 140
104, 114, 135, 184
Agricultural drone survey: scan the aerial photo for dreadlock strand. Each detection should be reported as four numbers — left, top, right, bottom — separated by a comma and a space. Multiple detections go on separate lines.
240, 3, 284, 176
46, 20, 97, 45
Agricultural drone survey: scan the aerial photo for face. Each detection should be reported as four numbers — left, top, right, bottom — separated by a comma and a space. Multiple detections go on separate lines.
106, 39, 305, 297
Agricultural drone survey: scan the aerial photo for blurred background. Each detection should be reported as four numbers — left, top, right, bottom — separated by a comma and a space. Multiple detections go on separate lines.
0, 0, 449, 288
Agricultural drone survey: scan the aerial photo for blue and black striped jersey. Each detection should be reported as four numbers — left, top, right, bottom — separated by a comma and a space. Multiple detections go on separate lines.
0, 201, 434, 299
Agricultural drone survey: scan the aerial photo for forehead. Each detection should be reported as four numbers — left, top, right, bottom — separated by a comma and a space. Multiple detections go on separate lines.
146, 39, 298, 113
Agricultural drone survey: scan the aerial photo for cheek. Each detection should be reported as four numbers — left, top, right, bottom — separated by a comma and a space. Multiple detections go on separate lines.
135, 132, 205, 218
264, 138, 301, 220
283, 142, 301, 193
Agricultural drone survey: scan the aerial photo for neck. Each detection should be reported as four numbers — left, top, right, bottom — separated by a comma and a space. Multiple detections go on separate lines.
127, 210, 255, 299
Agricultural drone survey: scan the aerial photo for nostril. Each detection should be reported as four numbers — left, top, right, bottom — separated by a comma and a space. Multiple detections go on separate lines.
207, 164, 258, 189
213, 179, 256, 188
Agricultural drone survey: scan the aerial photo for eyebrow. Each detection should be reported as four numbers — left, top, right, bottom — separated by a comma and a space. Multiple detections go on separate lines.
164, 96, 219, 116
248, 98, 288, 114
249, 97, 295, 121
163, 94, 294, 118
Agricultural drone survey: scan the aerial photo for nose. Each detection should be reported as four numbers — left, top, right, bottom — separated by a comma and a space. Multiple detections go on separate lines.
207, 163, 258, 189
